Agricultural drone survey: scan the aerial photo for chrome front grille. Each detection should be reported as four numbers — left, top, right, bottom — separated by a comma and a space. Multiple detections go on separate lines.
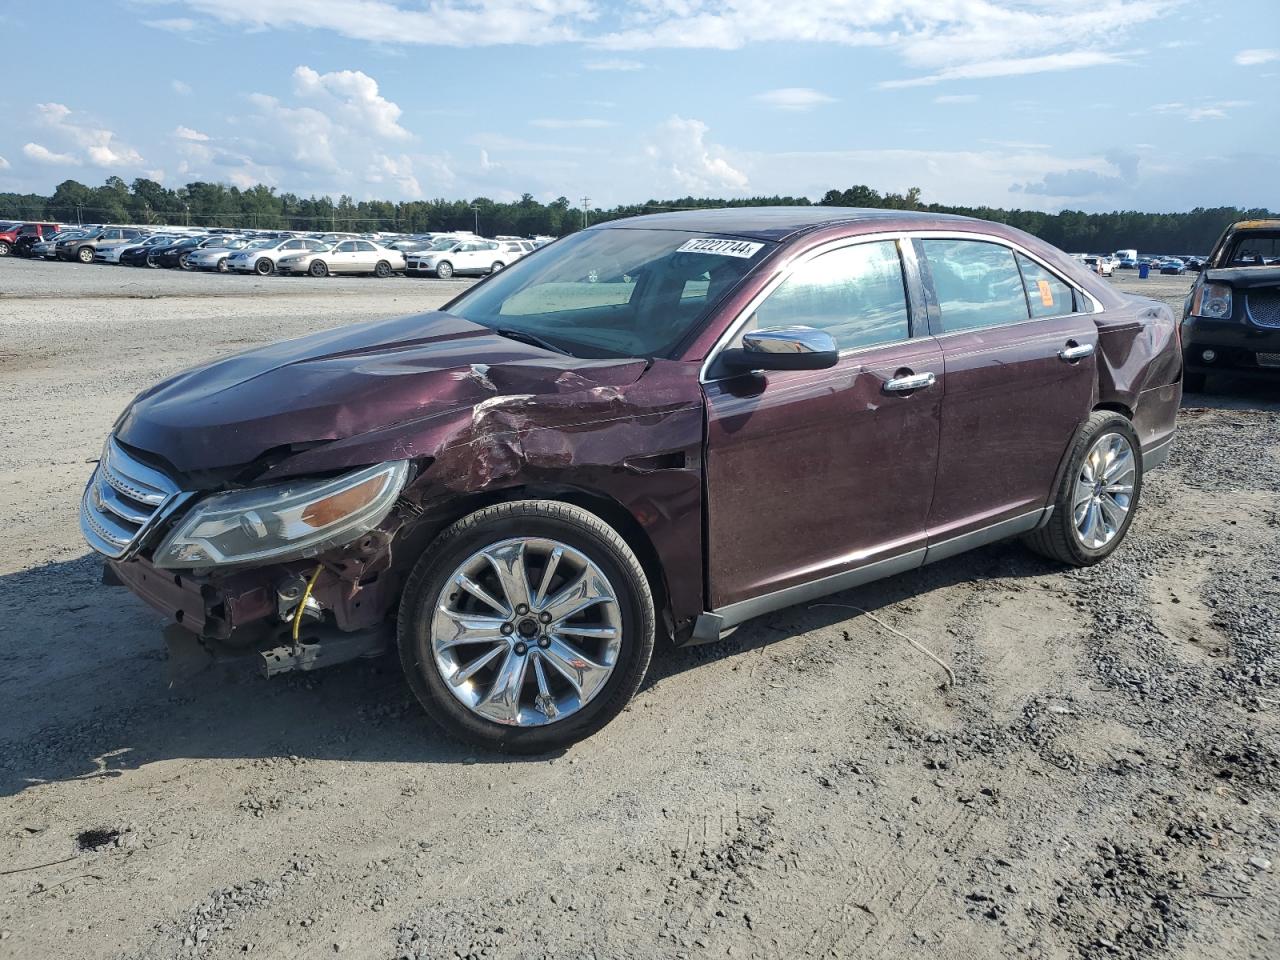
80, 439, 184, 559
1246, 290, 1280, 329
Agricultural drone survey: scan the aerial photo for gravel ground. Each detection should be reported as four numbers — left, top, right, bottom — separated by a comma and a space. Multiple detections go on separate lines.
0, 259, 1277, 960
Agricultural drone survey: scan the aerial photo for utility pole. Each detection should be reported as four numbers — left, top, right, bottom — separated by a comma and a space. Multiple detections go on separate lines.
580, 197, 591, 230
470, 204, 479, 235
75, 203, 82, 225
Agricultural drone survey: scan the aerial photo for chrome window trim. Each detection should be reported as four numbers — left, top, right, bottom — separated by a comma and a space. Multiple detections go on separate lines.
700, 228, 1102, 383
700, 231, 913, 383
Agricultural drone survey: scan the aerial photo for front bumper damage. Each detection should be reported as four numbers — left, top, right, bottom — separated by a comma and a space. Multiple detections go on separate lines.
103, 548, 398, 676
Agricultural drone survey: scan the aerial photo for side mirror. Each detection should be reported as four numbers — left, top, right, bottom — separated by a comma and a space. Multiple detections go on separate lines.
715, 325, 839, 374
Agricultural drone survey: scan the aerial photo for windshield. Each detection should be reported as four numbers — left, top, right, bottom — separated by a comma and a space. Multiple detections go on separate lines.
245, 238, 278, 250
1223, 232, 1280, 266
444, 228, 773, 359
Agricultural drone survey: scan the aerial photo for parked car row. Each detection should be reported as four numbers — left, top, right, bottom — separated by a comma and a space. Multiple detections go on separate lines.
0, 221, 553, 279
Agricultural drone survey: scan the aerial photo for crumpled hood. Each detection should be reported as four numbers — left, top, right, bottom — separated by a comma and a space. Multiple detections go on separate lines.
115, 310, 649, 479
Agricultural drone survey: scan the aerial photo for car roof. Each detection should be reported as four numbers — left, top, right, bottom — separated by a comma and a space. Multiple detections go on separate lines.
597, 206, 979, 242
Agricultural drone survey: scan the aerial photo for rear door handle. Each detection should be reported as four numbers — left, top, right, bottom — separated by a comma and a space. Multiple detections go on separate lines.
1058, 341, 1095, 362
883, 371, 937, 393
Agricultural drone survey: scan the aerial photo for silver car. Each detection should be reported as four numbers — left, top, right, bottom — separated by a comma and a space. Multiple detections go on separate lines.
276, 239, 406, 278
182, 237, 253, 272
225, 237, 331, 275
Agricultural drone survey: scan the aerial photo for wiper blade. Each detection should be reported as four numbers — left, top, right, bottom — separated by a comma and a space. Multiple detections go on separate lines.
494, 327, 573, 357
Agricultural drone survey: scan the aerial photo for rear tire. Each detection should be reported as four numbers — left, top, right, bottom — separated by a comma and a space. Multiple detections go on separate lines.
490, 261, 504, 274
397, 500, 655, 754
254, 258, 273, 276
435, 260, 454, 279
1024, 410, 1143, 567
0, 241, 10, 257
309, 260, 329, 278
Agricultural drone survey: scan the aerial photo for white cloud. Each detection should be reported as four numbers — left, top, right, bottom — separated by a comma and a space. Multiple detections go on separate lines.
584, 58, 644, 71
879, 50, 1128, 89
34, 101, 144, 168
173, 0, 591, 46
142, 0, 1170, 90
174, 126, 211, 142
1235, 48, 1279, 66
645, 116, 747, 192
0, 155, 10, 170
753, 88, 837, 111
1152, 100, 1250, 122
935, 94, 979, 104
529, 118, 617, 129
172, 79, 193, 95
23, 142, 79, 165
292, 65, 410, 140
366, 152, 422, 198
144, 17, 197, 32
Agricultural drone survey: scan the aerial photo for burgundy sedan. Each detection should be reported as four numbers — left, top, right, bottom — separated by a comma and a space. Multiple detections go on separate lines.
81, 208, 1182, 752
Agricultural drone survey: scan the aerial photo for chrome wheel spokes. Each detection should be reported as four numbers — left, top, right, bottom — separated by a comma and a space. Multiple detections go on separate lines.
431, 538, 622, 726
1072, 432, 1136, 549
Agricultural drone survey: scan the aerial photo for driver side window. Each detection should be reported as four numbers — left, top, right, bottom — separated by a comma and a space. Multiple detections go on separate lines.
737, 241, 911, 351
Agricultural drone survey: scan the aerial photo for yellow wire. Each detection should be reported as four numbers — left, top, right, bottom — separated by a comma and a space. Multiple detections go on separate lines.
292, 565, 324, 643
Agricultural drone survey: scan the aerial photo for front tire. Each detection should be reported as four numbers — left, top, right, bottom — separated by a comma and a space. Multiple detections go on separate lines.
397, 500, 655, 753
490, 261, 504, 274
254, 257, 273, 276
217, 257, 229, 273
1025, 410, 1143, 567
434, 260, 454, 279
374, 260, 392, 278
77, 246, 95, 264
309, 260, 329, 278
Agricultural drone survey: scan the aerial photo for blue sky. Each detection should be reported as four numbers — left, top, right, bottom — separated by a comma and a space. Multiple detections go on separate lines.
1, 0, 1277, 212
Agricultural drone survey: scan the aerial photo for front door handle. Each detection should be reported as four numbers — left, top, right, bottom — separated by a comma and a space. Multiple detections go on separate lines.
883, 371, 937, 393
1058, 341, 1095, 362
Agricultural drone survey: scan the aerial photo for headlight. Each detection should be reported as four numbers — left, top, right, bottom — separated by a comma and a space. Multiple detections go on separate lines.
1191, 282, 1232, 319
152, 461, 410, 568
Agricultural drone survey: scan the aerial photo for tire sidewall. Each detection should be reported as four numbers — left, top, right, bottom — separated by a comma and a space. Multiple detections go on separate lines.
78, 246, 94, 263
310, 260, 328, 278
1054, 413, 1144, 565
375, 260, 391, 278
255, 258, 273, 276
435, 261, 453, 279
397, 504, 654, 753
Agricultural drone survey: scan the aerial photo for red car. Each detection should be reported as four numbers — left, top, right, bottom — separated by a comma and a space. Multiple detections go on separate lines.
82, 208, 1181, 751
0, 221, 61, 257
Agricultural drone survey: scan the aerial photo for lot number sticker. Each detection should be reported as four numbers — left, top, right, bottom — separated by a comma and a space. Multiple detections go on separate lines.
1037, 279, 1054, 308
677, 238, 765, 259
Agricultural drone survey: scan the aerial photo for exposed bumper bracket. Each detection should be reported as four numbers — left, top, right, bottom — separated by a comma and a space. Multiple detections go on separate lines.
260, 627, 390, 677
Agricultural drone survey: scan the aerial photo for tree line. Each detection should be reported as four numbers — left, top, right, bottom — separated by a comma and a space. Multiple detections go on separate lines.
0, 177, 1271, 254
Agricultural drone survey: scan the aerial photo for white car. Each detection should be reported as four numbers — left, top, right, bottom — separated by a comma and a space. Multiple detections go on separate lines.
183, 237, 254, 272
405, 239, 510, 278
226, 237, 332, 275
276, 239, 406, 278
1082, 255, 1115, 277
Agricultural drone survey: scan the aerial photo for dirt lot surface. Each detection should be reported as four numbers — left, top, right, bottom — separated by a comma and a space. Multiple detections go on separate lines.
1, 260, 1277, 960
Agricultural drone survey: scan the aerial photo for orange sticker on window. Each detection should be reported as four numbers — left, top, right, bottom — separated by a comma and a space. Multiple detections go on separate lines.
1037, 279, 1054, 308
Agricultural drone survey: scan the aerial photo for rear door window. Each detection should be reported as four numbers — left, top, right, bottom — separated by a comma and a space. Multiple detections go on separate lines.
920, 239, 1029, 333
1016, 254, 1076, 318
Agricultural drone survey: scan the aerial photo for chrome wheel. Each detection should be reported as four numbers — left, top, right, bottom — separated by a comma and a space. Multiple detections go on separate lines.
431, 538, 622, 727
1072, 432, 1136, 549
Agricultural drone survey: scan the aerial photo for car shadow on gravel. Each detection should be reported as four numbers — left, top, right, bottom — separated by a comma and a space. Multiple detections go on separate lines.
0, 542, 1058, 797
1182, 375, 1280, 413
648, 537, 1058, 688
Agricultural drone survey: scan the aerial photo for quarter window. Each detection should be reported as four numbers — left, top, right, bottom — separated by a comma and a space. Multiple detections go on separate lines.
742, 241, 911, 351
920, 239, 1029, 332
1016, 254, 1075, 318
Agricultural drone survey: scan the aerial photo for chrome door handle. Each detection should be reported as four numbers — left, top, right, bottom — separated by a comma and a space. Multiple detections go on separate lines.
1058, 342, 1095, 362
883, 372, 936, 393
